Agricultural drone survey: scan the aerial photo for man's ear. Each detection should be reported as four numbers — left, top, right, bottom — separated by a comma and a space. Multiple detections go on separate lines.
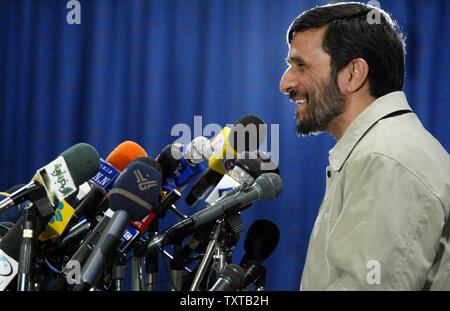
339, 58, 369, 94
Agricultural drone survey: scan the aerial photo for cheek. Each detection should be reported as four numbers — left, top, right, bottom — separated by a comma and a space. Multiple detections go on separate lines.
335, 70, 349, 94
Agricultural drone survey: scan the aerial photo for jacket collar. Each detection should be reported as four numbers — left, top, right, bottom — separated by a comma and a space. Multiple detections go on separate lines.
328, 91, 412, 171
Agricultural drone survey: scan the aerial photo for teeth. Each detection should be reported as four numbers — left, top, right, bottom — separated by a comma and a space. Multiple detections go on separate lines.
295, 99, 307, 105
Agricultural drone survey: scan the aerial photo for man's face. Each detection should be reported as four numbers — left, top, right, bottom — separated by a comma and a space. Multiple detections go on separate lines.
279, 26, 346, 136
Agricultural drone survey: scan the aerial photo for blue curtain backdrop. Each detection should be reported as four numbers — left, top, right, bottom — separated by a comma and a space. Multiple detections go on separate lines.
0, 0, 449, 291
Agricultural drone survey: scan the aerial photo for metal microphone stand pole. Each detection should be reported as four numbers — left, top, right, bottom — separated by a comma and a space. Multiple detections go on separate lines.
131, 254, 145, 291
17, 202, 36, 291
189, 219, 223, 291
169, 242, 183, 291
131, 236, 147, 291
17, 196, 54, 291
145, 219, 159, 291
111, 251, 127, 291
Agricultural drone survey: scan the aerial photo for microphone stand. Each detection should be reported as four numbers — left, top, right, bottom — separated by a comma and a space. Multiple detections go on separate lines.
17, 196, 54, 291
206, 213, 243, 290
131, 236, 148, 291
252, 264, 266, 291
189, 219, 223, 291
145, 219, 159, 291
17, 202, 36, 291
131, 254, 145, 291
169, 242, 183, 291
111, 252, 127, 291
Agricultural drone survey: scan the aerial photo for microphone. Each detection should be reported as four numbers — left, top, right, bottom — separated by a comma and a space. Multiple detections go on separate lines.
0, 184, 27, 223
156, 144, 182, 182
208, 264, 246, 291
155, 136, 213, 197
165, 136, 213, 190
73, 159, 162, 290
38, 200, 76, 241
240, 219, 280, 289
106, 141, 148, 172
142, 173, 283, 255
0, 143, 101, 213
243, 219, 280, 262
185, 114, 267, 206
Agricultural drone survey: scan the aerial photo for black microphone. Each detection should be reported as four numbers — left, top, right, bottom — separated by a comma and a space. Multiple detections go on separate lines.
185, 114, 267, 206
73, 159, 162, 290
143, 173, 283, 255
240, 219, 280, 289
208, 264, 246, 291
156, 144, 182, 182
0, 143, 100, 213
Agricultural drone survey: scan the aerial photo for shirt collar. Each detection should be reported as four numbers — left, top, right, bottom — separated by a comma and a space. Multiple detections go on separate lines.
328, 91, 412, 171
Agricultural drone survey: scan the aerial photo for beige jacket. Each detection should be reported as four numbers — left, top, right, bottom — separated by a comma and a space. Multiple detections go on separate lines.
300, 91, 450, 290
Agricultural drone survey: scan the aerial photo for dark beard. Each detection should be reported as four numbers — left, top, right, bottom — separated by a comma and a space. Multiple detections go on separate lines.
293, 74, 346, 137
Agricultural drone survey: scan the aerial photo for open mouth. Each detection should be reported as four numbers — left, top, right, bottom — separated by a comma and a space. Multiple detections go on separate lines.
295, 98, 307, 107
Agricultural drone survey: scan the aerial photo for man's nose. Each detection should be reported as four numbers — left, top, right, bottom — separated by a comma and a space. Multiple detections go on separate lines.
279, 68, 297, 95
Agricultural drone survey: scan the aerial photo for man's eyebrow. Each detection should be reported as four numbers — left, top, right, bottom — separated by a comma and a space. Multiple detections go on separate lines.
285, 56, 307, 65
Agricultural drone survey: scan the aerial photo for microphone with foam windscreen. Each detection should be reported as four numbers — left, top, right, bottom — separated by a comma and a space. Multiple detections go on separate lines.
156, 143, 182, 182
239, 219, 280, 290
105, 141, 149, 172
0, 143, 100, 214
118, 156, 165, 252
73, 159, 162, 291
184, 114, 267, 207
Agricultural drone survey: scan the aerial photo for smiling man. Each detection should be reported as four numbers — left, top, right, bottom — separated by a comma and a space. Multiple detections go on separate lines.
280, 2, 450, 290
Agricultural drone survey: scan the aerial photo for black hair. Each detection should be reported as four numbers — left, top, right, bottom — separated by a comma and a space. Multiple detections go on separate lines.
287, 2, 406, 98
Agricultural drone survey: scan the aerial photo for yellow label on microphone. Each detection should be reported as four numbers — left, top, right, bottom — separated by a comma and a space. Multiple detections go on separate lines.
209, 127, 238, 175
38, 200, 75, 241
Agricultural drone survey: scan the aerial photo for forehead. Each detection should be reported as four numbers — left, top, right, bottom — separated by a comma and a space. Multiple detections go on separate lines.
288, 26, 329, 65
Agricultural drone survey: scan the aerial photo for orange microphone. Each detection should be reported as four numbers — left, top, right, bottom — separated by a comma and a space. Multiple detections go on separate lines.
106, 141, 148, 172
